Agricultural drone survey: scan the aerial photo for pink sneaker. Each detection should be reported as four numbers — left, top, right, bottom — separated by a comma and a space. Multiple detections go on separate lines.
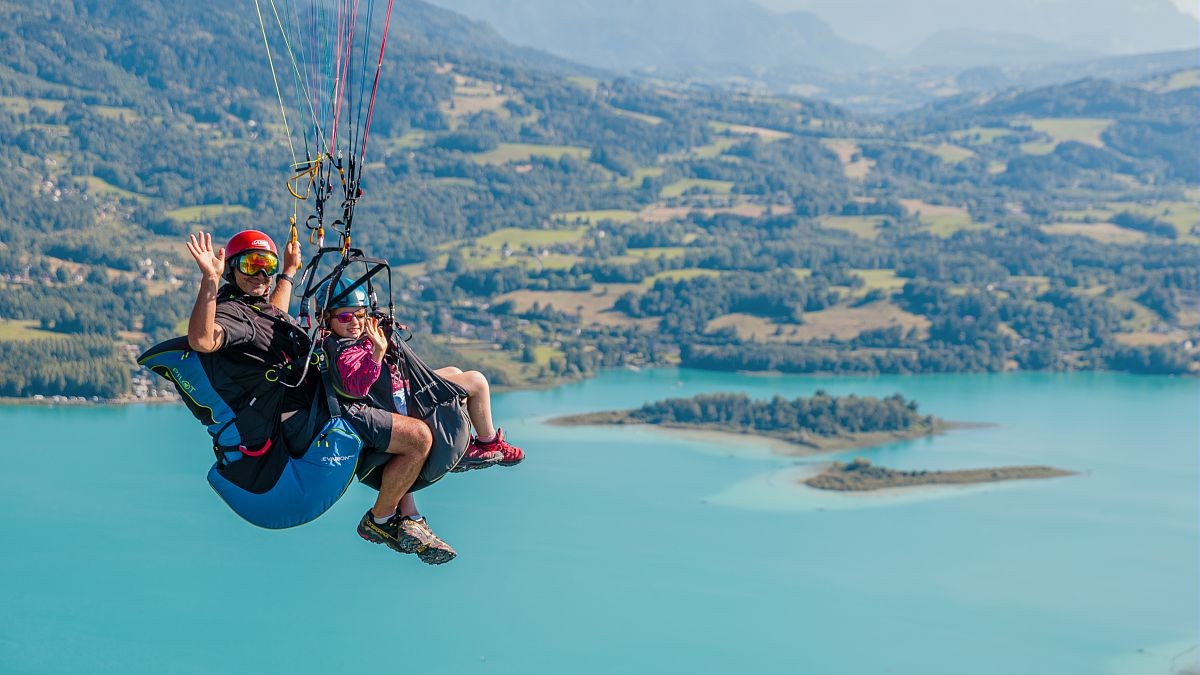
450, 427, 524, 472
475, 427, 524, 467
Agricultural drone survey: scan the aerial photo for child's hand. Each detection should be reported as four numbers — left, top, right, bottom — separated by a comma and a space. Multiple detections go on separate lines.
364, 317, 388, 358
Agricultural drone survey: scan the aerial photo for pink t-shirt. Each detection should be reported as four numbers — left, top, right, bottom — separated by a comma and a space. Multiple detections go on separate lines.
332, 337, 407, 412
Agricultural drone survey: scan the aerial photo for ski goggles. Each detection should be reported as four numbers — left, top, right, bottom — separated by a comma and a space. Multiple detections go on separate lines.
331, 309, 368, 323
234, 251, 279, 277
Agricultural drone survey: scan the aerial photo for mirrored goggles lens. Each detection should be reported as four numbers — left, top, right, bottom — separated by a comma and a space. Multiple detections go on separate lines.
333, 309, 368, 323
236, 251, 279, 276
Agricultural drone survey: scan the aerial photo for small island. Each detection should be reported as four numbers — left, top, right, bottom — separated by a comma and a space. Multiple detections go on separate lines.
804, 458, 1075, 491
551, 390, 951, 454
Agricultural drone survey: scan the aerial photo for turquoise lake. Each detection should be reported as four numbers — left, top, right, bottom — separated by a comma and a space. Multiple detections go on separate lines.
1, 369, 1196, 674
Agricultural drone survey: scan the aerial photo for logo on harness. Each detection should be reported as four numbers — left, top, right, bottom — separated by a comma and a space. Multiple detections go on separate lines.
169, 366, 197, 395
321, 452, 350, 467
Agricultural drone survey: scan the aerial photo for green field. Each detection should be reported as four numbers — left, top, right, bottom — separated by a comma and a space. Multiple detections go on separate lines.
609, 106, 663, 125
949, 127, 1015, 144
428, 177, 478, 188
818, 215, 888, 240
1144, 68, 1200, 93
553, 210, 639, 224
0, 320, 65, 342
923, 213, 988, 237
564, 75, 599, 92
85, 176, 153, 203
167, 204, 252, 222
709, 121, 790, 140
616, 166, 664, 189
1059, 201, 1200, 240
471, 143, 590, 165
470, 226, 589, 250
851, 269, 907, 290
625, 246, 687, 260
641, 268, 721, 287
1019, 117, 1113, 154
0, 96, 65, 115
660, 179, 734, 198
92, 105, 139, 121
908, 142, 975, 164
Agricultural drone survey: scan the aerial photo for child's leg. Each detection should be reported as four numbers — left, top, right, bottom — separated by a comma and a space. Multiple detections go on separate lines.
439, 369, 497, 441
398, 492, 418, 517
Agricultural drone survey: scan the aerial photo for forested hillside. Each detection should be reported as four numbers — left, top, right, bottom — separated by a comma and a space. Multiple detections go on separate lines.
0, 0, 1196, 399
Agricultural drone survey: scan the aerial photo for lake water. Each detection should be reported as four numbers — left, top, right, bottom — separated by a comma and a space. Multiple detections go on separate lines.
1, 369, 1196, 674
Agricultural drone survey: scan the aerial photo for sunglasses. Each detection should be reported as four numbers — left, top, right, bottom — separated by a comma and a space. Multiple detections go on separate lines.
235, 251, 279, 277
332, 309, 368, 323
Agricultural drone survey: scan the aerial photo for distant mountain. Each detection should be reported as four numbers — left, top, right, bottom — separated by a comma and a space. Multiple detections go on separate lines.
422, 0, 884, 72
906, 29, 1102, 68
764, 0, 1200, 55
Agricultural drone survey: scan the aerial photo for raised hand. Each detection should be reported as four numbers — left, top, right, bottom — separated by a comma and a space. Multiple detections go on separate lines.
364, 316, 389, 354
282, 237, 302, 275
186, 232, 225, 280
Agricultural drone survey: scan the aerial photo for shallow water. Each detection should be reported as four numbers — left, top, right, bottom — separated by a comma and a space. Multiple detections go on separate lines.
1, 370, 1196, 674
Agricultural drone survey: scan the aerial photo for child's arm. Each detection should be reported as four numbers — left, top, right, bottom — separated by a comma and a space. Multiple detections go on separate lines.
333, 339, 382, 399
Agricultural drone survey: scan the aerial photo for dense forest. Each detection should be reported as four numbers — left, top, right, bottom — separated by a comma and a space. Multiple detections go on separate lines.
0, 0, 1196, 398
626, 391, 934, 437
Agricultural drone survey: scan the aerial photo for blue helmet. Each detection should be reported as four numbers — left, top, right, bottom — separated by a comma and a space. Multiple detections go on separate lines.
316, 277, 370, 315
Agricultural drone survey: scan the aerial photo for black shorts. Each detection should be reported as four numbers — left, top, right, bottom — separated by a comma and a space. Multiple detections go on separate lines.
342, 401, 394, 452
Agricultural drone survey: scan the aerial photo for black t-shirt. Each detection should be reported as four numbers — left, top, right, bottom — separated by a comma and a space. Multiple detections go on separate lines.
214, 285, 315, 412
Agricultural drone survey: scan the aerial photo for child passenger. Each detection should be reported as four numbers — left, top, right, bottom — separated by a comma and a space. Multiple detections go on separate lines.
320, 280, 524, 564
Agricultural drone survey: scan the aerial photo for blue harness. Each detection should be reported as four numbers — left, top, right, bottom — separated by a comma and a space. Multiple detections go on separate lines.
140, 341, 363, 529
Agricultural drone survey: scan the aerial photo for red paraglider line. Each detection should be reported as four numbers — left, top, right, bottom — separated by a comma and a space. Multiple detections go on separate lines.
358, 0, 395, 167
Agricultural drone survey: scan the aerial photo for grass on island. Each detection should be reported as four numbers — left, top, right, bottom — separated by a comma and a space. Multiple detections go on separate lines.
659, 178, 734, 199
167, 204, 253, 222
804, 458, 1073, 492
471, 143, 590, 165
907, 141, 975, 164
818, 215, 889, 240
552, 210, 639, 225
0, 320, 67, 342
1018, 117, 1114, 154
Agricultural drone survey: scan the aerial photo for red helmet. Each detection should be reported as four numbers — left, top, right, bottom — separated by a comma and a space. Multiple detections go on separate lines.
225, 230, 277, 258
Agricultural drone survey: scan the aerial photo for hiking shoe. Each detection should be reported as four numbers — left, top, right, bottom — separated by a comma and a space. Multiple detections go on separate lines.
450, 441, 504, 473
394, 516, 457, 565
358, 509, 402, 548
476, 427, 525, 467
357, 511, 456, 565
